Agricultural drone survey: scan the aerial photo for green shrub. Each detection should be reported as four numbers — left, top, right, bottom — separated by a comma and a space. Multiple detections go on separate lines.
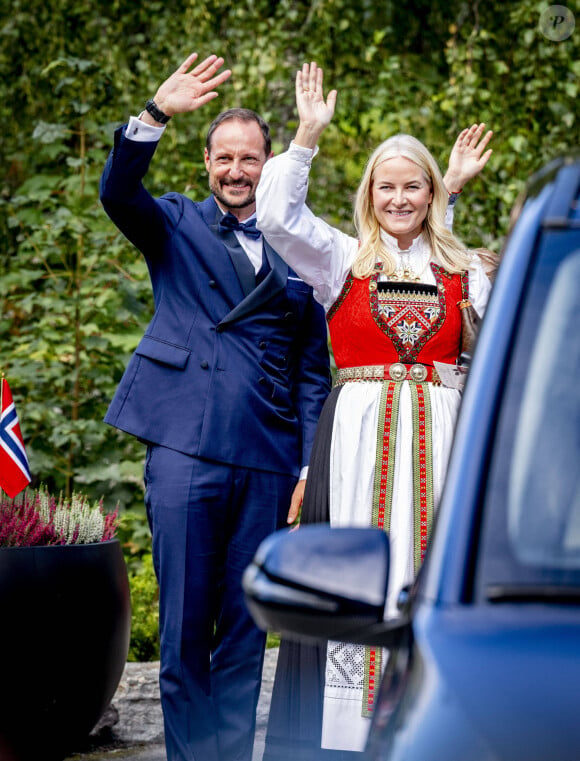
267, 632, 281, 649
128, 552, 160, 663
126, 547, 280, 660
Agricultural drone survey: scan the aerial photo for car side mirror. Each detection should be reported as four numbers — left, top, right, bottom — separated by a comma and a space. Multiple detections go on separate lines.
243, 525, 403, 645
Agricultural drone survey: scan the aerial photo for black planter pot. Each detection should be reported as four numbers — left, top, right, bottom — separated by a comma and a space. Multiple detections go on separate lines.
0, 539, 131, 761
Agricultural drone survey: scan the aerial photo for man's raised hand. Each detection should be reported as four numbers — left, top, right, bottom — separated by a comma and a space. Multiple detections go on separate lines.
149, 53, 232, 120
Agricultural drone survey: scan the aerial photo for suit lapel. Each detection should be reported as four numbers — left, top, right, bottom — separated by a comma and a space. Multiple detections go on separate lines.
197, 197, 288, 326
202, 198, 256, 297
218, 240, 287, 328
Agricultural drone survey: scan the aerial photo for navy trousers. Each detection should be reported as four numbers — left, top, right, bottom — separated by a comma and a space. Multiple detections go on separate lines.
144, 445, 295, 761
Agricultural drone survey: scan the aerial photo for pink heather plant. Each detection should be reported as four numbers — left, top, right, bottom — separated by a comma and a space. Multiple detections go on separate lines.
0, 487, 119, 548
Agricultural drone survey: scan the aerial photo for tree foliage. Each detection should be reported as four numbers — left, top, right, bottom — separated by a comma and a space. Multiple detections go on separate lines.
1, 0, 578, 544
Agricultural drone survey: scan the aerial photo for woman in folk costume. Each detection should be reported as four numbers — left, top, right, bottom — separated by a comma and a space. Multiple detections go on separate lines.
256, 62, 494, 760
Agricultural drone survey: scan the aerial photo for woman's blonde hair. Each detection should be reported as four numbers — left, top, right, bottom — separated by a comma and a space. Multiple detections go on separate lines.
352, 134, 472, 279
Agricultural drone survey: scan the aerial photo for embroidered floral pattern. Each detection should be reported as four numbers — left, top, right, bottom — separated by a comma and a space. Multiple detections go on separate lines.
327, 272, 355, 323
424, 304, 440, 321
397, 315, 429, 346
460, 268, 470, 301
369, 264, 451, 363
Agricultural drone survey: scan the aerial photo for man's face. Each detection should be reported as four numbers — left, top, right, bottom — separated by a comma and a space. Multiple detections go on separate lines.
204, 119, 270, 218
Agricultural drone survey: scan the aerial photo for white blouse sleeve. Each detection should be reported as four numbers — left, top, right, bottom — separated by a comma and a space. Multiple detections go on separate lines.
445, 202, 455, 230
468, 254, 492, 318
256, 142, 358, 312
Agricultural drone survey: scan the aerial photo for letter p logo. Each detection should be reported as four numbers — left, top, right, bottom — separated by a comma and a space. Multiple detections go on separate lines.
540, 5, 575, 40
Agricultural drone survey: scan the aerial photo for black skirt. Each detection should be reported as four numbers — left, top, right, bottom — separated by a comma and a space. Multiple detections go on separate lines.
263, 387, 361, 760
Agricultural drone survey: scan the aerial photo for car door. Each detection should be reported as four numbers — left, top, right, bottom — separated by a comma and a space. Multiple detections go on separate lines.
369, 159, 580, 761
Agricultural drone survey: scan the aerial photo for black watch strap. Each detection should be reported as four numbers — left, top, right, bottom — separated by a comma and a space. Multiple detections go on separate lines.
145, 99, 171, 124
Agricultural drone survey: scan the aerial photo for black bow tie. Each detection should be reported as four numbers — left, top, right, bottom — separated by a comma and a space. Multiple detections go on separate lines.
218, 213, 262, 240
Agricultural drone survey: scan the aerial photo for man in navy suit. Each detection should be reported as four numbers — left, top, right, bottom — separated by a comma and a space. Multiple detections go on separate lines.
100, 52, 331, 761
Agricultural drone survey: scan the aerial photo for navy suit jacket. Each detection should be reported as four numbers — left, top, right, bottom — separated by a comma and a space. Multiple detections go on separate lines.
100, 125, 330, 476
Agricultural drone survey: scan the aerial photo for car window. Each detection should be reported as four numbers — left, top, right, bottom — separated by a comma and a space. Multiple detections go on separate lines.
508, 252, 580, 569
478, 239, 580, 598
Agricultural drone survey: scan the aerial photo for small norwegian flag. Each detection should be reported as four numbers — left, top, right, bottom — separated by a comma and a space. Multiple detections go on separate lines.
0, 377, 32, 498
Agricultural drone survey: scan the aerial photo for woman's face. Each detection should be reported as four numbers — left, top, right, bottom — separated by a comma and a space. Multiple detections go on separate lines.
371, 156, 433, 249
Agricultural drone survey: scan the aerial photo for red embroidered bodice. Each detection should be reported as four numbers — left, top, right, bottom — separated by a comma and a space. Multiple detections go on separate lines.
327, 264, 467, 369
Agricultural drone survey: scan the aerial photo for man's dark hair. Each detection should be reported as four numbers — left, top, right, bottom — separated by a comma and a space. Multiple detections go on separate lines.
205, 108, 271, 157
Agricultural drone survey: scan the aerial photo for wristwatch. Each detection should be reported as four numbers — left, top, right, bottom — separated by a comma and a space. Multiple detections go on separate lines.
145, 99, 171, 124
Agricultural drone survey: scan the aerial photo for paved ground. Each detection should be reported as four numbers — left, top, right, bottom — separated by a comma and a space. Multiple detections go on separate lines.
66, 648, 278, 761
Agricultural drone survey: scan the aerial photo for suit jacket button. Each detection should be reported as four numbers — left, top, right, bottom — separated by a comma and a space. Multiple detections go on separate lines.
258, 377, 267, 385
216, 325, 224, 333
259, 341, 267, 349
209, 280, 217, 288
200, 360, 209, 369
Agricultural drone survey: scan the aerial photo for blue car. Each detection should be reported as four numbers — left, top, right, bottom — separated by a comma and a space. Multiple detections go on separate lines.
243, 157, 580, 761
